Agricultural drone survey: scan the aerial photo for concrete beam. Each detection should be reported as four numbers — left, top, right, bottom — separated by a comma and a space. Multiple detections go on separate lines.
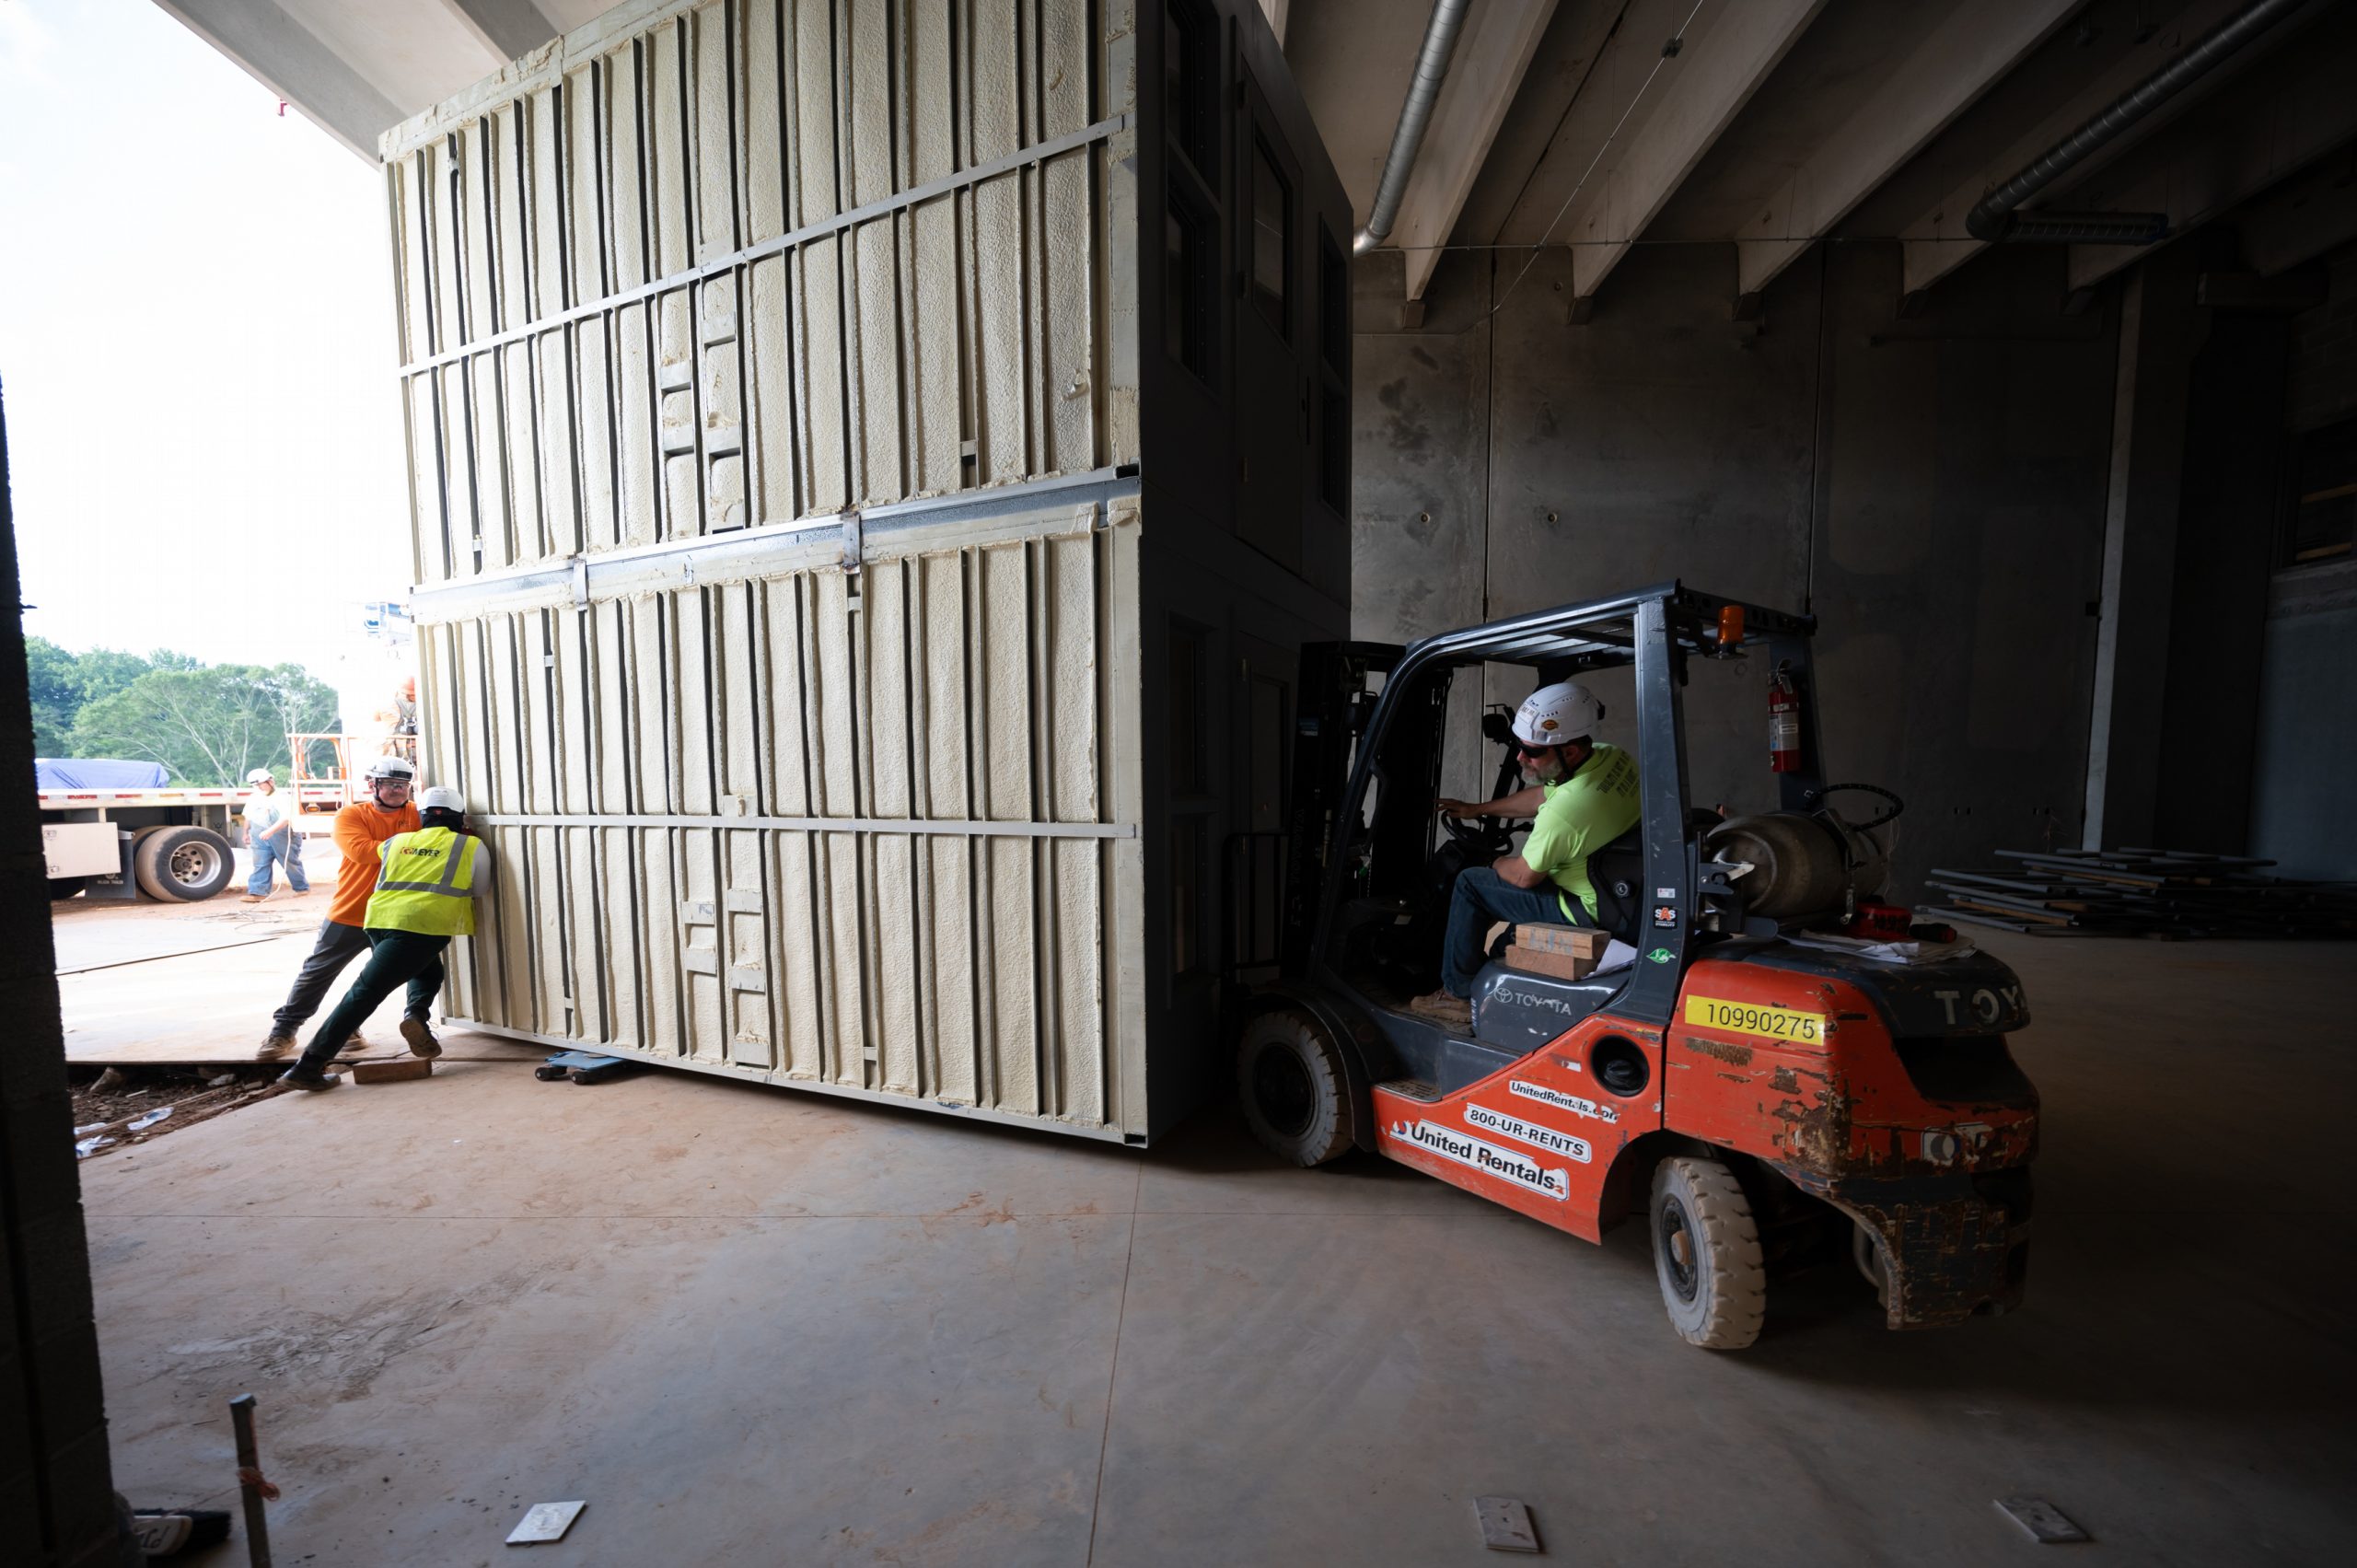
1260, 0, 1292, 50
2066, 39, 2357, 291
2236, 154, 2357, 277
151, 0, 408, 160
438, 0, 557, 63
1562, 0, 1825, 306
1901, 0, 2305, 299
1391, 0, 1561, 303
1735, 0, 2078, 298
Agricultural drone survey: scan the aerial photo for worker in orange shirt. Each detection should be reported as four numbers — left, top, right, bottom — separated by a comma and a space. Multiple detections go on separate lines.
256, 756, 436, 1061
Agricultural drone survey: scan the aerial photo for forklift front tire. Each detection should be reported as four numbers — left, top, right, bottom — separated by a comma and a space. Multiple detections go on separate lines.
1650, 1156, 1768, 1350
1237, 1009, 1353, 1167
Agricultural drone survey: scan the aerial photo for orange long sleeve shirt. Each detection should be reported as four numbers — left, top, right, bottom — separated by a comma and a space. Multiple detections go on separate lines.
329, 800, 422, 927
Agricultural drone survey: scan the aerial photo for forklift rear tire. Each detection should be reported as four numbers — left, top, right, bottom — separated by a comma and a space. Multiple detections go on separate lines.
1237, 1009, 1353, 1167
1650, 1156, 1767, 1350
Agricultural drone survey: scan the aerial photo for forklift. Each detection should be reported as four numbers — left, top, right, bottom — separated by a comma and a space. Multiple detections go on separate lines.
1231, 583, 2038, 1349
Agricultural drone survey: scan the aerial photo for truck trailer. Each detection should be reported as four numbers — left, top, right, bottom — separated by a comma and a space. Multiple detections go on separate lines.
389, 0, 1349, 1142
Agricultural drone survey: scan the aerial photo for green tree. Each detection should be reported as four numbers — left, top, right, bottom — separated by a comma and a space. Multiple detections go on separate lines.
24, 636, 82, 755
67, 663, 338, 784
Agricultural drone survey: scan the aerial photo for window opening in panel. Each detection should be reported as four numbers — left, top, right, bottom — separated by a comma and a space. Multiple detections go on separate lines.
1163, 0, 1219, 181
1165, 181, 1217, 384
1250, 135, 1291, 339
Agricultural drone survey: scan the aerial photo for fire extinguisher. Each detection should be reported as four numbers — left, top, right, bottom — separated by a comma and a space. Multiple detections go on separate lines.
1768, 664, 1801, 774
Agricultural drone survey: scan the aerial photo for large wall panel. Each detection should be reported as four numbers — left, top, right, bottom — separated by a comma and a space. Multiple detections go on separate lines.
393, 0, 1150, 1138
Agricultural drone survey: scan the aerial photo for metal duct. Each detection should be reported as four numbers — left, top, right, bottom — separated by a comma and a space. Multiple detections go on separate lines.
1964, 0, 2306, 245
1353, 0, 1473, 256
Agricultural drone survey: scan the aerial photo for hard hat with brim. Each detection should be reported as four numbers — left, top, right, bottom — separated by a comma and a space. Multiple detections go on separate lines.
418, 785, 466, 814
366, 756, 417, 781
1512, 681, 1605, 747
246, 768, 274, 784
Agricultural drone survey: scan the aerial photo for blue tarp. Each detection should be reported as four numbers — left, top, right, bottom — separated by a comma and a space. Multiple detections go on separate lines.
34, 759, 172, 790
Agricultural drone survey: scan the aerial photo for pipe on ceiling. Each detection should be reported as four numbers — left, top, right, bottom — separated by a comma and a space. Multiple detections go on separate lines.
1964, 0, 2307, 246
1353, 0, 1474, 256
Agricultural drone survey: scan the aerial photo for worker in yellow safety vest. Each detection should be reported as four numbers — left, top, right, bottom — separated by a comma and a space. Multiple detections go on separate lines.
279, 785, 496, 1090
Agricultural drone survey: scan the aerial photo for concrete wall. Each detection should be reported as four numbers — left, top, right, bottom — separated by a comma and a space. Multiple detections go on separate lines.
2252, 240, 2357, 878
2251, 564, 2357, 880
1352, 239, 2119, 897
2288, 246, 2357, 433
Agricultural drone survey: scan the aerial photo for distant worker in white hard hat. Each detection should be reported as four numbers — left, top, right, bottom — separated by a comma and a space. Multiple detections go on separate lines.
280, 784, 495, 1091
1409, 680, 1642, 1028
238, 766, 309, 901
256, 754, 424, 1063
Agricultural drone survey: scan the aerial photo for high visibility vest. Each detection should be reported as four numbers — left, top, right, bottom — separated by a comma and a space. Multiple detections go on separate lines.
365, 827, 480, 937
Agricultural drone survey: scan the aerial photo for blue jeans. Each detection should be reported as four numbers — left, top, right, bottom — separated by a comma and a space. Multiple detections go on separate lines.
248, 828, 309, 894
1442, 866, 1587, 998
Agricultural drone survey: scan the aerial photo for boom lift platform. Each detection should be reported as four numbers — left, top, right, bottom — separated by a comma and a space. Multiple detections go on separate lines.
1233, 583, 2038, 1348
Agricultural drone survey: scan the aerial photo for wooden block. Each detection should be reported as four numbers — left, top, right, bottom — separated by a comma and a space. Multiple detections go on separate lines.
352, 1058, 434, 1085
1504, 947, 1597, 982
1515, 923, 1606, 958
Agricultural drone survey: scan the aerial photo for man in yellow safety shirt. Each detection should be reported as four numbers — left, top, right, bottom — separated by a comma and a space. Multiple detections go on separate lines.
1408, 680, 1641, 1029
278, 785, 495, 1091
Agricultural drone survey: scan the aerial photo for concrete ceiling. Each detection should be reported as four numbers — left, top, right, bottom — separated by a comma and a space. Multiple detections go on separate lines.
1287, 0, 2357, 308
155, 0, 2357, 307
150, 0, 606, 159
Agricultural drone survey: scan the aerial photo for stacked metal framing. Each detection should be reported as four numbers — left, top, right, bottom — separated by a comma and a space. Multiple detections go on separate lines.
387, 0, 1149, 1138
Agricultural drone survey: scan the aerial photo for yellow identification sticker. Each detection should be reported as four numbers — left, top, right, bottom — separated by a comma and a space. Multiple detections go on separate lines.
1684, 995, 1827, 1044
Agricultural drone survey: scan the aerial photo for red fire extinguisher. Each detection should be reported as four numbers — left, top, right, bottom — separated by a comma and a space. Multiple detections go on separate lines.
1769, 664, 1801, 774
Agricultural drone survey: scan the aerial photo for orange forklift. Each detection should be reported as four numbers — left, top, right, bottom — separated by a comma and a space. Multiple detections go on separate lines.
1232, 584, 2038, 1348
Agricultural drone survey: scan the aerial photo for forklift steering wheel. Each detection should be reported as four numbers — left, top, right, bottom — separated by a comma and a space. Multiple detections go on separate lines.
1441, 807, 1510, 857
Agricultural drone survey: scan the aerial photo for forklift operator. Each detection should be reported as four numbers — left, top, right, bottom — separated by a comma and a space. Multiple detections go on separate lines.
1409, 681, 1640, 1025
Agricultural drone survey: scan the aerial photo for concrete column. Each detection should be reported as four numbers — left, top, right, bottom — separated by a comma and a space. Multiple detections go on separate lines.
2083, 250, 2199, 850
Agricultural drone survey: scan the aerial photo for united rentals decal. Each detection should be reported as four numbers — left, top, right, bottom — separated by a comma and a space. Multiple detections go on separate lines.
1391, 1119, 1572, 1200
1507, 1078, 1619, 1125
1464, 1102, 1593, 1165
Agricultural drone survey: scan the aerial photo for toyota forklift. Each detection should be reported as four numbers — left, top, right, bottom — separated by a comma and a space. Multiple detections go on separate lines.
1231, 584, 2038, 1349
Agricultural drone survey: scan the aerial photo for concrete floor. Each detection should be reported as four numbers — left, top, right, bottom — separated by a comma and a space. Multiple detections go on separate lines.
80, 931, 2357, 1565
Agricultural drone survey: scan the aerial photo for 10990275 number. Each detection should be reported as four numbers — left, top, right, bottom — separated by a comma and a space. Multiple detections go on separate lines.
1682, 995, 1826, 1043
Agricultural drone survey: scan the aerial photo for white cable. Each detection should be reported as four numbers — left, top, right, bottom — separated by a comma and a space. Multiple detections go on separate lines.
1489, 0, 1710, 319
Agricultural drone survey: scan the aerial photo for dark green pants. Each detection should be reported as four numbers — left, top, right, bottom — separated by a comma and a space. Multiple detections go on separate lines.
297, 928, 451, 1072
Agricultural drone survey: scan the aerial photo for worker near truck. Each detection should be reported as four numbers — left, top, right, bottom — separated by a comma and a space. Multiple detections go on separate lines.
238, 768, 309, 900
279, 785, 493, 1091
256, 757, 426, 1062
1409, 681, 1641, 1027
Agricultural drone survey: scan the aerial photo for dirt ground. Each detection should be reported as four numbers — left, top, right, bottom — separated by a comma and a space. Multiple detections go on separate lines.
70, 1067, 283, 1162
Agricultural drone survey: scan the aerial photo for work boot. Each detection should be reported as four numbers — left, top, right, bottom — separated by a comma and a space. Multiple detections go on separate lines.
276, 1063, 340, 1092
1406, 990, 1473, 1030
256, 1031, 296, 1062
339, 1031, 367, 1055
400, 1016, 443, 1060
238, 894, 265, 904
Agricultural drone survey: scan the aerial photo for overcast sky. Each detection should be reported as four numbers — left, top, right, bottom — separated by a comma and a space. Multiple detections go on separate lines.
0, 0, 411, 685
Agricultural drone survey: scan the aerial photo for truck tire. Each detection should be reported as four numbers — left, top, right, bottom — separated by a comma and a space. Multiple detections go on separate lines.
1650, 1156, 1767, 1350
134, 825, 234, 902
1237, 1008, 1353, 1167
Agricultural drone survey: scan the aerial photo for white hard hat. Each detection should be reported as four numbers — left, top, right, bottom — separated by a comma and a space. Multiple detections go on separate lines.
1512, 681, 1604, 748
417, 785, 465, 814
366, 755, 417, 781
246, 767, 273, 784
